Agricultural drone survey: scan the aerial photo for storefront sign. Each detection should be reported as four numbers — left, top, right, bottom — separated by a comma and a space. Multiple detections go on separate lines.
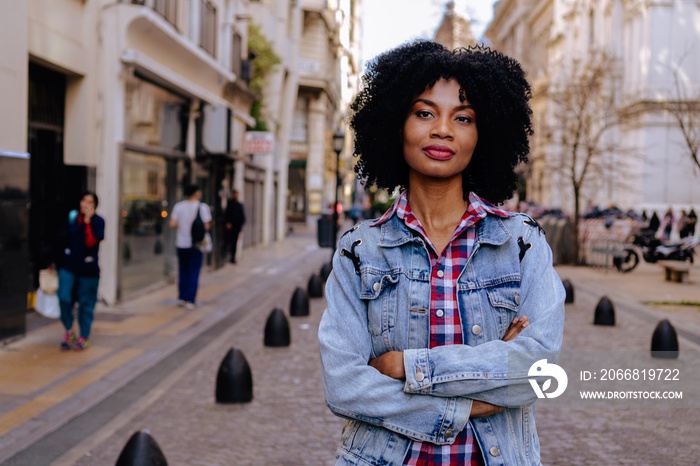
245, 132, 274, 154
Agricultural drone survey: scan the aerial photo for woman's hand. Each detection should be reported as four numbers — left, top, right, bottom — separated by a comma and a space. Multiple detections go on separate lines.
368, 316, 529, 380
82, 204, 95, 223
368, 351, 405, 380
502, 315, 529, 342
470, 400, 506, 418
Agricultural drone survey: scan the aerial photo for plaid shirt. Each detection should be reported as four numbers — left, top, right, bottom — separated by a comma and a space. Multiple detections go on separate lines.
373, 191, 510, 466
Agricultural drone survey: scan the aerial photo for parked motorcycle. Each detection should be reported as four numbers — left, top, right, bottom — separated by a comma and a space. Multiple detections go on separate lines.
614, 227, 698, 273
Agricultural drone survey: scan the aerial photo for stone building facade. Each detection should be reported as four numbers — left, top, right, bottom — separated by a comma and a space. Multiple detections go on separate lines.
486, 0, 700, 223
0, 0, 359, 339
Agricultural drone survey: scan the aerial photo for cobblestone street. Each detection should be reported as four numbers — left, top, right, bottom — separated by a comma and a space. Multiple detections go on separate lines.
2, 227, 700, 465
66, 281, 343, 465
538, 266, 700, 465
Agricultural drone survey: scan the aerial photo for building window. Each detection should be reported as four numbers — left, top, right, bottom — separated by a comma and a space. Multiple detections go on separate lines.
291, 98, 309, 142
131, 0, 178, 28
153, 0, 178, 27
231, 31, 242, 77
125, 77, 189, 151
199, 0, 217, 57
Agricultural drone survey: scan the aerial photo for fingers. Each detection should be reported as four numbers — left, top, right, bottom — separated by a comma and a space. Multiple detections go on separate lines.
502, 315, 529, 342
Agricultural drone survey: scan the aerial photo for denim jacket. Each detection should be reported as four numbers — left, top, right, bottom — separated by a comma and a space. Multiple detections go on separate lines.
318, 211, 565, 465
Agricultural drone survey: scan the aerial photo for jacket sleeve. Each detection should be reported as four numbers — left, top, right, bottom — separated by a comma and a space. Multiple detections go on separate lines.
401, 225, 566, 407
48, 218, 70, 268
318, 228, 472, 445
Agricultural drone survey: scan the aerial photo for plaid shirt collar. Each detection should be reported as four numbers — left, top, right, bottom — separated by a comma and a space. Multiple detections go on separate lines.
371, 191, 510, 232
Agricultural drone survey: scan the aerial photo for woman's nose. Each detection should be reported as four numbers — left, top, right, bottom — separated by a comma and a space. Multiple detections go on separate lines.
431, 116, 453, 139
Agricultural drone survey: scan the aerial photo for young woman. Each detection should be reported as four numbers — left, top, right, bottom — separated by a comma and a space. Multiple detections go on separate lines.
57, 192, 105, 350
318, 41, 565, 465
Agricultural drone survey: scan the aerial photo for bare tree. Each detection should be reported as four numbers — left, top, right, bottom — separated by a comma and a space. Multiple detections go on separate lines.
664, 49, 700, 172
546, 50, 639, 263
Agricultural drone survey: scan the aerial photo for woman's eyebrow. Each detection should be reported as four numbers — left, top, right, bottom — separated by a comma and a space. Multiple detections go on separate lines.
412, 98, 474, 111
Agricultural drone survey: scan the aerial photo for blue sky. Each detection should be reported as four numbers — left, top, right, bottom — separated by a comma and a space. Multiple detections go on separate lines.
361, 0, 498, 65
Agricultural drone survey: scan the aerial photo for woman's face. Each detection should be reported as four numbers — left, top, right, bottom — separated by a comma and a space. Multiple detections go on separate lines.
402, 78, 478, 185
80, 195, 96, 215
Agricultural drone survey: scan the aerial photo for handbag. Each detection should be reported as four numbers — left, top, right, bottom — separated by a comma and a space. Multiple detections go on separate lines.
35, 289, 60, 319
191, 203, 206, 244
199, 232, 213, 253
39, 268, 59, 294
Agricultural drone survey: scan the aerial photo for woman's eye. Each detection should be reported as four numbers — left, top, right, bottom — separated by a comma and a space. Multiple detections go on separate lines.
456, 115, 474, 123
415, 110, 433, 118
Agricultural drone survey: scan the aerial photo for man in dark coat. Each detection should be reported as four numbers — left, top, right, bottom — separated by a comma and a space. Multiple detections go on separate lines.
224, 190, 245, 264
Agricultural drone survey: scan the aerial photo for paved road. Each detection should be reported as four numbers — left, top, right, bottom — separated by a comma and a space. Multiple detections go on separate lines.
1, 229, 699, 465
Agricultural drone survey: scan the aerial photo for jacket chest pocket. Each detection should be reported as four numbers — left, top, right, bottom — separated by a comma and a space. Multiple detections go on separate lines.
485, 283, 521, 338
360, 271, 400, 337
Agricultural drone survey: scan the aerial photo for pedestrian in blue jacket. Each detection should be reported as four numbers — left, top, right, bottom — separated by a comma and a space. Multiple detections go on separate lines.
57, 192, 105, 351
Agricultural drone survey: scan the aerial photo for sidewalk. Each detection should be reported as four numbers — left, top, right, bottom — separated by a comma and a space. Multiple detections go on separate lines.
555, 259, 700, 338
0, 225, 334, 464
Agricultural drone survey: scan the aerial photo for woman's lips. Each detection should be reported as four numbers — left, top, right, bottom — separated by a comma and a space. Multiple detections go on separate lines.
423, 145, 455, 160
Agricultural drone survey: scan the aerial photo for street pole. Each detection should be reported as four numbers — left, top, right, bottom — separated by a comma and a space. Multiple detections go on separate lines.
332, 131, 345, 251
333, 148, 340, 251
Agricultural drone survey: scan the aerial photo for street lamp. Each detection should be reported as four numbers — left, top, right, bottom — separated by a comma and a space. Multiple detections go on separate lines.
332, 130, 346, 250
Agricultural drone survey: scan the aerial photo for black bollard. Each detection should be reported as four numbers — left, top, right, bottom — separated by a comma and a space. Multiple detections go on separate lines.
320, 262, 333, 282
115, 430, 168, 466
264, 308, 291, 347
308, 274, 324, 298
651, 319, 679, 359
593, 296, 615, 326
289, 286, 309, 317
562, 279, 574, 304
154, 239, 163, 255
215, 347, 253, 403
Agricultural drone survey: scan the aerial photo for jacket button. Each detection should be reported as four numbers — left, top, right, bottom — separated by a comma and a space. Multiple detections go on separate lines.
373, 282, 380, 292
490, 446, 499, 456
415, 369, 425, 382
515, 292, 520, 305
444, 428, 453, 438
471, 325, 482, 335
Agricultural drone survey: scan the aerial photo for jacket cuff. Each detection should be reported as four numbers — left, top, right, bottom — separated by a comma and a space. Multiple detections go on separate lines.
403, 348, 432, 393
437, 397, 472, 444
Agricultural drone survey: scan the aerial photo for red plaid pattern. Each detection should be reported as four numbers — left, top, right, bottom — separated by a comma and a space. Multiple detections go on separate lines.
374, 192, 509, 466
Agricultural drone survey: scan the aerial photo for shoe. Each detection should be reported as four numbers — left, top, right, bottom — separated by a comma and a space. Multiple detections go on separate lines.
185, 302, 196, 310
74, 336, 90, 351
229, 259, 237, 264
177, 299, 186, 307
61, 332, 75, 351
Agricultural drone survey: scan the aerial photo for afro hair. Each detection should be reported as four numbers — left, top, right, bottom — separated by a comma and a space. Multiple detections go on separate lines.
349, 40, 533, 205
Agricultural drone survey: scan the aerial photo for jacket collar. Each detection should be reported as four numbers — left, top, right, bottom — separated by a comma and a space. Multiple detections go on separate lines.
376, 214, 511, 247
373, 191, 512, 247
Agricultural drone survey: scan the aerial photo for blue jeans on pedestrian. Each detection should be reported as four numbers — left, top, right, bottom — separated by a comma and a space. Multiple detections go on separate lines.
177, 247, 203, 303
58, 268, 99, 339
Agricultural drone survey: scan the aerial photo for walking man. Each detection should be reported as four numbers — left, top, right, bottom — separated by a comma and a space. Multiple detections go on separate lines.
170, 184, 212, 309
225, 189, 245, 264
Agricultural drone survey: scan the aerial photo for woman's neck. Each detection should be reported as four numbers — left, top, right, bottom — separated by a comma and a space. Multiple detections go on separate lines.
406, 177, 468, 253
